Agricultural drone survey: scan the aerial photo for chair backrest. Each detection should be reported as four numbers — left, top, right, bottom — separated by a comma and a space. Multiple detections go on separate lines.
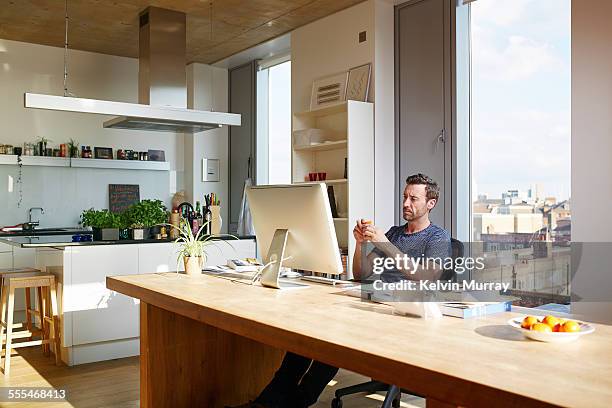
440, 238, 464, 281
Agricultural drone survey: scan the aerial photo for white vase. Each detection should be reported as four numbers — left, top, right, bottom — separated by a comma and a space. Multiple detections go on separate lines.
184, 256, 203, 276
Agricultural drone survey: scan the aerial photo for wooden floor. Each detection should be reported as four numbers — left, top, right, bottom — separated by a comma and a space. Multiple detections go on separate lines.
0, 347, 425, 408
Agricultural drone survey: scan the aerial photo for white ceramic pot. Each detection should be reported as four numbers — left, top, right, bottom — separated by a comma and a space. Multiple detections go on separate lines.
184, 256, 204, 276
132, 228, 145, 240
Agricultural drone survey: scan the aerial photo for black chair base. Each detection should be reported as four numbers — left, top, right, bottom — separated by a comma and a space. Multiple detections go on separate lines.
332, 380, 401, 408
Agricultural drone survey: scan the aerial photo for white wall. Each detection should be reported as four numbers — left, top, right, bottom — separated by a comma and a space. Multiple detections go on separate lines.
185, 63, 230, 233
0, 39, 183, 226
291, 0, 395, 229
571, 0, 612, 323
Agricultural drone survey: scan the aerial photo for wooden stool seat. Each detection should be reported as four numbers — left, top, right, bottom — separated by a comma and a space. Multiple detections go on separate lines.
0, 268, 41, 337
0, 267, 40, 275
0, 271, 60, 376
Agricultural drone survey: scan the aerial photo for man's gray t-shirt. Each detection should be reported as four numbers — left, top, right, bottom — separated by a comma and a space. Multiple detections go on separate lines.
371, 223, 451, 281
383, 223, 451, 259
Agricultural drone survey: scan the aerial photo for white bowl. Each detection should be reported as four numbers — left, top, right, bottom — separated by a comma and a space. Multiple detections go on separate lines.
508, 316, 595, 343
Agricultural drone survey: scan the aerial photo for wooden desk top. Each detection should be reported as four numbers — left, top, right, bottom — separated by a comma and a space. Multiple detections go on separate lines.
107, 273, 612, 408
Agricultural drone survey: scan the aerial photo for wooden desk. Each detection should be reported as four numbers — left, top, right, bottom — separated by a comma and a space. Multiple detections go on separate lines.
107, 273, 612, 408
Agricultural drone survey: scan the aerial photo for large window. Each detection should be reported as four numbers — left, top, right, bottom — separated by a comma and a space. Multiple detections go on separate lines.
469, 0, 571, 307
256, 59, 292, 185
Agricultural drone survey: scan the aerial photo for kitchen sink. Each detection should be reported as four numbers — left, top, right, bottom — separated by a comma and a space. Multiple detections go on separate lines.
0, 227, 88, 236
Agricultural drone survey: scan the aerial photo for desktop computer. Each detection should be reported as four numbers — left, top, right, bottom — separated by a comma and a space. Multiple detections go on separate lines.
246, 183, 344, 289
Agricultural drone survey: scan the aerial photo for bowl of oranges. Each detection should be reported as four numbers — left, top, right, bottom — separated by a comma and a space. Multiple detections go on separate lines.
508, 315, 595, 343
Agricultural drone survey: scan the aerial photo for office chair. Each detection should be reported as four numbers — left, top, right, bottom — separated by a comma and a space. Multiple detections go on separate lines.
331, 238, 465, 408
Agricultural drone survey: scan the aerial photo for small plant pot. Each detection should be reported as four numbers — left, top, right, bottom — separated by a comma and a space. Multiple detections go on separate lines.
149, 225, 161, 239
92, 228, 119, 241
130, 228, 146, 240
119, 228, 130, 240
184, 256, 203, 276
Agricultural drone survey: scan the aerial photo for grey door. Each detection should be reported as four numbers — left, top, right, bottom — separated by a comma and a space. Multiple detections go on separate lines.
396, 0, 450, 228
229, 61, 257, 234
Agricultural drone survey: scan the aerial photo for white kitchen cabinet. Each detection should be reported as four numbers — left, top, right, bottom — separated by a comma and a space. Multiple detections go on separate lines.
137, 239, 256, 273
138, 242, 184, 273
0, 242, 13, 269
202, 238, 257, 266
32, 239, 256, 366
13, 246, 36, 268
0, 252, 12, 269
66, 245, 140, 346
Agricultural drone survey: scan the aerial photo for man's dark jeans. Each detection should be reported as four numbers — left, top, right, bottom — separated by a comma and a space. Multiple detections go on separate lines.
255, 352, 339, 408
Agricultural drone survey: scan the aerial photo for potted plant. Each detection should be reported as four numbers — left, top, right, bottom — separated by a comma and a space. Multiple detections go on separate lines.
169, 217, 236, 276
130, 223, 146, 240
80, 208, 122, 241
118, 212, 130, 240
68, 138, 79, 158
124, 199, 168, 239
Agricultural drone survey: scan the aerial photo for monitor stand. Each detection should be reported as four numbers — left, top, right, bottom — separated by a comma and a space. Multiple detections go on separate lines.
260, 229, 308, 289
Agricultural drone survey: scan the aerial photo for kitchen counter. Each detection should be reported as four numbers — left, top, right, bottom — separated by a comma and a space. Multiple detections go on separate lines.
28, 236, 258, 366
0, 234, 256, 248
0, 228, 88, 237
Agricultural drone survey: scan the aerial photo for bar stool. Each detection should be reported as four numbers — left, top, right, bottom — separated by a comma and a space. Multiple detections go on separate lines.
0, 268, 40, 340
0, 272, 61, 376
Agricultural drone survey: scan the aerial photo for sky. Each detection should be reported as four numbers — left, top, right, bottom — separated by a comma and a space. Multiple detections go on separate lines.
267, 61, 292, 184
471, 0, 571, 201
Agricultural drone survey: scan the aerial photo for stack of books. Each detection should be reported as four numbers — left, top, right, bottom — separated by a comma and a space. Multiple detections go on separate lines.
439, 301, 512, 318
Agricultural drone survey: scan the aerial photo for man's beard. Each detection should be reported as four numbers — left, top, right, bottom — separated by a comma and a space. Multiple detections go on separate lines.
403, 207, 426, 222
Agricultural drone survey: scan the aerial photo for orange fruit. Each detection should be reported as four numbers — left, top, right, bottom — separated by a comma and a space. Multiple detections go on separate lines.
531, 323, 552, 332
521, 316, 539, 329
541, 315, 560, 329
561, 320, 581, 333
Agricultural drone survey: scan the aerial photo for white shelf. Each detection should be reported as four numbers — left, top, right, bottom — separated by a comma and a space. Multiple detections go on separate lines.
0, 155, 17, 165
21, 156, 70, 167
295, 178, 347, 185
294, 102, 348, 118
292, 101, 374, 278
294, 140, 347, 152
0, 155, 169, 171
71, 158, 170, 171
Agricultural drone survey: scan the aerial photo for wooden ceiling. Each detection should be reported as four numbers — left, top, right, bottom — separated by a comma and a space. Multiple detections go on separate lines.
0, 0, 365, 64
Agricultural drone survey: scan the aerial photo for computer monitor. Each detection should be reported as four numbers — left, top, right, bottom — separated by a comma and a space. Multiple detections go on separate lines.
246, 183, 343, 289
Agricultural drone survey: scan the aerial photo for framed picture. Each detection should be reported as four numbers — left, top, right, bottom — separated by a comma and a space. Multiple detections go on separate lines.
147, 149, 166, 162
94, 147, 113, 160
346, 63, 372, 102
310, 71, 348, 110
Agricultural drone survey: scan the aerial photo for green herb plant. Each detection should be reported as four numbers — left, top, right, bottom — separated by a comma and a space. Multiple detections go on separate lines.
80, 208, 123, 229
67, 138, 79, 158
124, 199, 168, 228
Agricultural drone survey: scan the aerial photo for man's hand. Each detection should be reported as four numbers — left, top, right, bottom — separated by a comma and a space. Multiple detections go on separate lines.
363, 224, 388, 243
353, 219, 367, 243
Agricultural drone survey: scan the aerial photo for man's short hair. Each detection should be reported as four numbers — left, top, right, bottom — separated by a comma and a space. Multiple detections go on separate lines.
406, 173, 440, 201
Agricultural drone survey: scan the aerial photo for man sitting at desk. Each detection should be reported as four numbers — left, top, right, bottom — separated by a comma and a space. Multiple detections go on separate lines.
354, 173, 451, 281
235, 173, 450, 408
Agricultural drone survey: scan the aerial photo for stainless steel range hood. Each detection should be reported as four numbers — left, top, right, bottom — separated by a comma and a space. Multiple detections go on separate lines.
25, 7, 240, 133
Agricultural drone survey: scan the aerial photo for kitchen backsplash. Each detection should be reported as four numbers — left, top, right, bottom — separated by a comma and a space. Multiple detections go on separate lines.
0, 165, 173, 228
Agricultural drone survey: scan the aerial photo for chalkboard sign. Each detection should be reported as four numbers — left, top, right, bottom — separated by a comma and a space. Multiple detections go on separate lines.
109, 184, 140, 213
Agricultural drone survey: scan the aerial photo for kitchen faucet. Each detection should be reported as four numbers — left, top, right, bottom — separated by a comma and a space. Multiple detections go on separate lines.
28, 207, 45, 226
